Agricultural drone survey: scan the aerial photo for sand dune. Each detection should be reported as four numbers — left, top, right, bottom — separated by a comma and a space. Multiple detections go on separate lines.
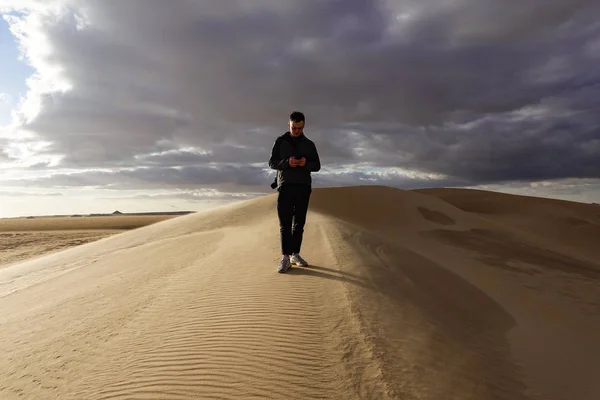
0, 215, 177, 268
1, 186, 599, 399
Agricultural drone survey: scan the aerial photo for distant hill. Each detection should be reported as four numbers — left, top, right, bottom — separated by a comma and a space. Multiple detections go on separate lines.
6, 211, 196, 219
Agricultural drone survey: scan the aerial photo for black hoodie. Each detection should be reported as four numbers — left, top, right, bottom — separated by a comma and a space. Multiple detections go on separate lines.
268, 132, 321, 190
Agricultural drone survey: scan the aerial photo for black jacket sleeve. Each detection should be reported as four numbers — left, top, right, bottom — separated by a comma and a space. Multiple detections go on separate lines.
306, 141, 321, 172
268, 137, 290, 170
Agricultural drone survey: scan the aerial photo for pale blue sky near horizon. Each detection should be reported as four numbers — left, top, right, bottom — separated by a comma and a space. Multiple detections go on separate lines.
0, 13, 34, 126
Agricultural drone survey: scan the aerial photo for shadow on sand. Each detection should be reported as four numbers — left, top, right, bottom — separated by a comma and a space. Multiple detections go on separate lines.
285, 264, 370, 289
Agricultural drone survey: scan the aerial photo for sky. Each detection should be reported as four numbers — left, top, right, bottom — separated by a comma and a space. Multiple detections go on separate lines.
0, 0, 599, 218
0, 11, 32, 126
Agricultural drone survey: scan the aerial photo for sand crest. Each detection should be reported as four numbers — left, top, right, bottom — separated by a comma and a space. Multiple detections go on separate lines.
1, 186, 599, 399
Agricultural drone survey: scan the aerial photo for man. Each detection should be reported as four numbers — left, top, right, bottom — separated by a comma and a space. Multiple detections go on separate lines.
268, 111, 321, 273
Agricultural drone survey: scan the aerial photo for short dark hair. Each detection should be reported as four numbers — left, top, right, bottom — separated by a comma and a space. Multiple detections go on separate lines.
289, 111, 305, 123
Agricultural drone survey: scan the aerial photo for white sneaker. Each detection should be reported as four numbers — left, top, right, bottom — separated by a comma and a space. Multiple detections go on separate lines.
290, 253, 308, 267
278, 255, 291, 273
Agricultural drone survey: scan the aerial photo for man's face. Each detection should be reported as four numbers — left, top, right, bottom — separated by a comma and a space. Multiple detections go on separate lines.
289, 120, 304, 136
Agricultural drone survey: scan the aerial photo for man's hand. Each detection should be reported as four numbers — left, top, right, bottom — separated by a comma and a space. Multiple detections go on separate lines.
288, 157, 306, 167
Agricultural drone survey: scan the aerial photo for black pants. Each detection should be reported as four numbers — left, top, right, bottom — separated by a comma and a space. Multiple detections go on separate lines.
277, 184, 312, 255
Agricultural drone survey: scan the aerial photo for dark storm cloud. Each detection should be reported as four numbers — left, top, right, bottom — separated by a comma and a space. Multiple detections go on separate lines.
0, 190, 63, 197
0, 137, 24, 162
0, 142, 9, 161
11, 164, 274, 191
311, 169, 472, 191
1, 163, 471, 198
134, 145, 269, 167
348, 88, 600, 183
8, 0, 600, 188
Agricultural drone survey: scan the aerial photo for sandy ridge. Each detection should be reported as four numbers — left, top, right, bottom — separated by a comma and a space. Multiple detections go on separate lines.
1, 186, 600, 399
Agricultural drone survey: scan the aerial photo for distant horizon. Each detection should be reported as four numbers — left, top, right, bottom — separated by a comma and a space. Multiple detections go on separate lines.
1, 210, 197, 219
0, 196, 233, 219
2, 184, 599, 219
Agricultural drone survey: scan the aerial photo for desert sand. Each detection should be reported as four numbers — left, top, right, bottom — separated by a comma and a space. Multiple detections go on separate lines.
1, 186, 599, 399
0, 215, 178, 267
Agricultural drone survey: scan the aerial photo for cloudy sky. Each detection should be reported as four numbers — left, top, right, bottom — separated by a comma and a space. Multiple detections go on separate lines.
1, 0, 599, 217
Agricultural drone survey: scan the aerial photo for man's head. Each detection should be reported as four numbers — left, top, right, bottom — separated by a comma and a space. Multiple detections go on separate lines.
288, 111, 305, 137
